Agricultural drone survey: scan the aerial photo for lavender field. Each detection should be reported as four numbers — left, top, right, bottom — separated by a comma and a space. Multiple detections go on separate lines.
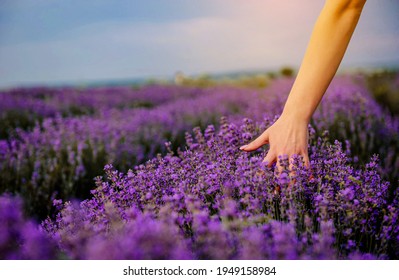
0, 73, 398, 259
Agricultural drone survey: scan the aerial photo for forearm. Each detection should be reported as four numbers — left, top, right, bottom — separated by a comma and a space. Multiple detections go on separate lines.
282, 0, 366, 123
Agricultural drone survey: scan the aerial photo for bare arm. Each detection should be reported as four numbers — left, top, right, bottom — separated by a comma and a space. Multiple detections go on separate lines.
240, 0, 367, 168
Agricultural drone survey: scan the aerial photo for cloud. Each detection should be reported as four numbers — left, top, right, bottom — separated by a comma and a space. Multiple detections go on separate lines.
0, 4, 321, 86
0, 0, 398, 87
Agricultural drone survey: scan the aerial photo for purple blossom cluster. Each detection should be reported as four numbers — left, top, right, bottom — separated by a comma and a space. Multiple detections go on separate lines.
0, 84, 206, 117
1, 76, 398, 220
312, 76, 399, 183
0, 74, 398, 259
0, 195, 57, 259
0, 85, 204, 138
40, 118, 398, 259
0, 85, 266, 217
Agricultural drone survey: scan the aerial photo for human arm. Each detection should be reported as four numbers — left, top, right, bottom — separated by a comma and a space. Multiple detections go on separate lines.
240, 0, 367, 168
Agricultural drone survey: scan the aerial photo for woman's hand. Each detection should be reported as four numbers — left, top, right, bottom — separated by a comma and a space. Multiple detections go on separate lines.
240, 0, 366, 172
240, 114, 310, 170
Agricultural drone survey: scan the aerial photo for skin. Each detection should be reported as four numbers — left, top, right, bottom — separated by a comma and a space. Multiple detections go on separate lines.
240, 0, 367, 170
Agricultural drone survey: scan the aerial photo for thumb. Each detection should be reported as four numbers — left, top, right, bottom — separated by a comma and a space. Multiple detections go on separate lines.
240, 131, 269, 152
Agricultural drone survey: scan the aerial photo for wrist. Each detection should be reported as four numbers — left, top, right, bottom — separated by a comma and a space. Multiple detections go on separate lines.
281, 107, 311, 124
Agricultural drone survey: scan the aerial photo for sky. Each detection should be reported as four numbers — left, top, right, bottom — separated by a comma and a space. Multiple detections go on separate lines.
0, 0, 398, 88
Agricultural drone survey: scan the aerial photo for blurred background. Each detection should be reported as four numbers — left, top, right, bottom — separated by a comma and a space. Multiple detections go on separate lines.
0, 0, 398, 89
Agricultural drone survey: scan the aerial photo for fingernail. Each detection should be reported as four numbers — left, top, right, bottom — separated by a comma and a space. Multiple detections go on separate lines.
239, 145, 248, 150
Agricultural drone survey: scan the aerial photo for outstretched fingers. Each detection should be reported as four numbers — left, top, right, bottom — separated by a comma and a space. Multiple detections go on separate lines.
262, 150, 276, 167
302, 152, 310, 168
240, 131, 269, 152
